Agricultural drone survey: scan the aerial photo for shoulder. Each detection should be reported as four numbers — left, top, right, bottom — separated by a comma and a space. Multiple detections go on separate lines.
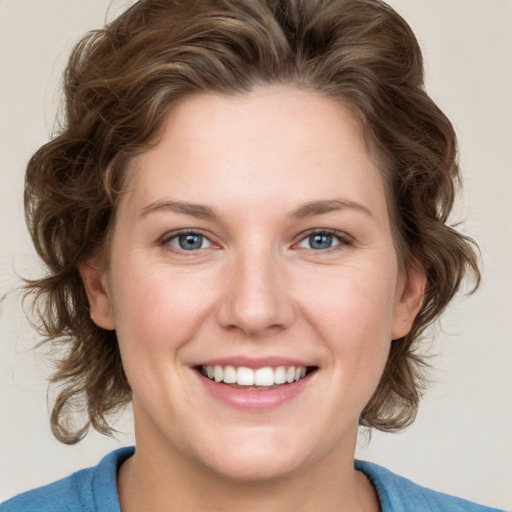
355, 460, 507, 512
1, 470, 87, 512
1, 447, 134, 512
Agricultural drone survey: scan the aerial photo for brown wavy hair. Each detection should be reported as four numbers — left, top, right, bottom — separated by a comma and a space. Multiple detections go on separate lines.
24, 0, 479, 443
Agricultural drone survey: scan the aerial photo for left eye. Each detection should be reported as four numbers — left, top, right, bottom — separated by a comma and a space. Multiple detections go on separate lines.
297, 232, 345, 250
165, 232, 212, 251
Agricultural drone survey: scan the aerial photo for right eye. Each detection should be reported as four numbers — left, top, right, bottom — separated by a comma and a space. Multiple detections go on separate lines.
163, 231, 212, 251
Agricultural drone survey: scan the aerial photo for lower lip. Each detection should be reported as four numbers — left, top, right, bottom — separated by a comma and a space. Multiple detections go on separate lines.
195, 371, 314, 411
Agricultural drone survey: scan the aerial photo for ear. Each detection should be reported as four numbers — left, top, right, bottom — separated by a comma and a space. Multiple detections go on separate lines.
391, 264, 427, 340
78, 259, 116, 330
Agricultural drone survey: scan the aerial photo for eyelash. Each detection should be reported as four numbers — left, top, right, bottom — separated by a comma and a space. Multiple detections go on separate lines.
295, 229, 353, 252
160, 228, 353, 254
160, 229, 214, 254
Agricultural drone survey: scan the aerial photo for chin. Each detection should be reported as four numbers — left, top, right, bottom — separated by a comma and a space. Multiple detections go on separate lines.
206, 451, 305, 483
192, 428, 312, 482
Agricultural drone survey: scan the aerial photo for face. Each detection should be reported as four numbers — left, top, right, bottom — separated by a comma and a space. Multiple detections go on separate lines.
82, 87, 424, 482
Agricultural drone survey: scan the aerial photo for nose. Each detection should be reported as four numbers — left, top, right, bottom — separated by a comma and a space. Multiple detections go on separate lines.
216, 247, 295, 337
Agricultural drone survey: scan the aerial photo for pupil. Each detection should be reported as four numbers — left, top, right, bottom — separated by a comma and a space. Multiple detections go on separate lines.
310, 233, 332, 249
179, 234, 202, 250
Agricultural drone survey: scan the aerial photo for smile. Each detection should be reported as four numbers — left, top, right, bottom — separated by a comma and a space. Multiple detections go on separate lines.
200, 365, 313, 388
194, 362, 318, 410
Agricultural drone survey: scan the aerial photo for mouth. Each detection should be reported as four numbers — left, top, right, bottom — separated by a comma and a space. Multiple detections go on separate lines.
196, 364, 318, 390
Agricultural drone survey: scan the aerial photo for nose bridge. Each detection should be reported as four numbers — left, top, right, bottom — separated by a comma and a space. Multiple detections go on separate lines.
217, 239, 294, 335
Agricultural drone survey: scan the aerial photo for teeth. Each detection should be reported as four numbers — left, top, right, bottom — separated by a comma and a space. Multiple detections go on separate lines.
237, 367, 255, 386
254, 367, 274, 386
214, 365, 223, 383
202, 365, 310, 386
274, 366, 286, 384
223, 365, 237, 384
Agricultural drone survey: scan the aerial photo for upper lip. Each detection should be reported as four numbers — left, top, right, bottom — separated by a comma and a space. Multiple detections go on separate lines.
192, 356, 316, 369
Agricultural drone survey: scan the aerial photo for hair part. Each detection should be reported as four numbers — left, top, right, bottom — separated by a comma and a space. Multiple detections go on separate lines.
24, 0, 479, 443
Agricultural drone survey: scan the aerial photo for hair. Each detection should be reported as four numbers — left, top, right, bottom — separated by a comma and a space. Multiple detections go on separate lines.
24, 0, 479, 444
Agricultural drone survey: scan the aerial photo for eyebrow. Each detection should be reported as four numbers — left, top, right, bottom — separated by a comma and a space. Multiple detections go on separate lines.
290, 199, 374, 219
138, 198, 373, 221
139, 200, 217, 220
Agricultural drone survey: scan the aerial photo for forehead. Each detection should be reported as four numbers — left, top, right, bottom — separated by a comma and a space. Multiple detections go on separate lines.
121, 86, 388, 223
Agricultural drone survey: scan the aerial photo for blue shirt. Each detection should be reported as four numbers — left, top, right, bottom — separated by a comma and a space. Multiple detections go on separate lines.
1, 447, 506, 511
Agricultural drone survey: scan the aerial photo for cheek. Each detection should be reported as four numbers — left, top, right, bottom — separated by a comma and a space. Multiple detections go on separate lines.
109, 265, 211, 408
298, 266, 398, 342
110, 258, 216, 355
296, 266, 396, 393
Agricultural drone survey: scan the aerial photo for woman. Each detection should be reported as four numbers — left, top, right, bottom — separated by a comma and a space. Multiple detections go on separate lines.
1, 0, 507, 511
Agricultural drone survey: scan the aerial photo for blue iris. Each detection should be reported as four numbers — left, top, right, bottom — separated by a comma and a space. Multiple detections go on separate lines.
308, 233, 333, 249
178, 233, 204, 250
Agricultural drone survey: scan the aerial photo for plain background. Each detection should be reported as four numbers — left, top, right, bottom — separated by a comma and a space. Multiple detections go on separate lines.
0, 0, 511, 509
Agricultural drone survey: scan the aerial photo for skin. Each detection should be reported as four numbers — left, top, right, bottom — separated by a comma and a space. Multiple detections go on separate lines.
81, 86, 425, 512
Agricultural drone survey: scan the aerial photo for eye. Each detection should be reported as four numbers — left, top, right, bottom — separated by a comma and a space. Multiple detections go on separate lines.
296, 230, 350, 251
163, 231, 212, 251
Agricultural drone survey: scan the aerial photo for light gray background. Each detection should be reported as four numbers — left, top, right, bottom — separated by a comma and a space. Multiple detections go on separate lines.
0, 0, 511, 509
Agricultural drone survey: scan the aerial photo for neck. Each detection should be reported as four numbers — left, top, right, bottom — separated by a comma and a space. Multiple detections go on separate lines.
117, 431, 380, 512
